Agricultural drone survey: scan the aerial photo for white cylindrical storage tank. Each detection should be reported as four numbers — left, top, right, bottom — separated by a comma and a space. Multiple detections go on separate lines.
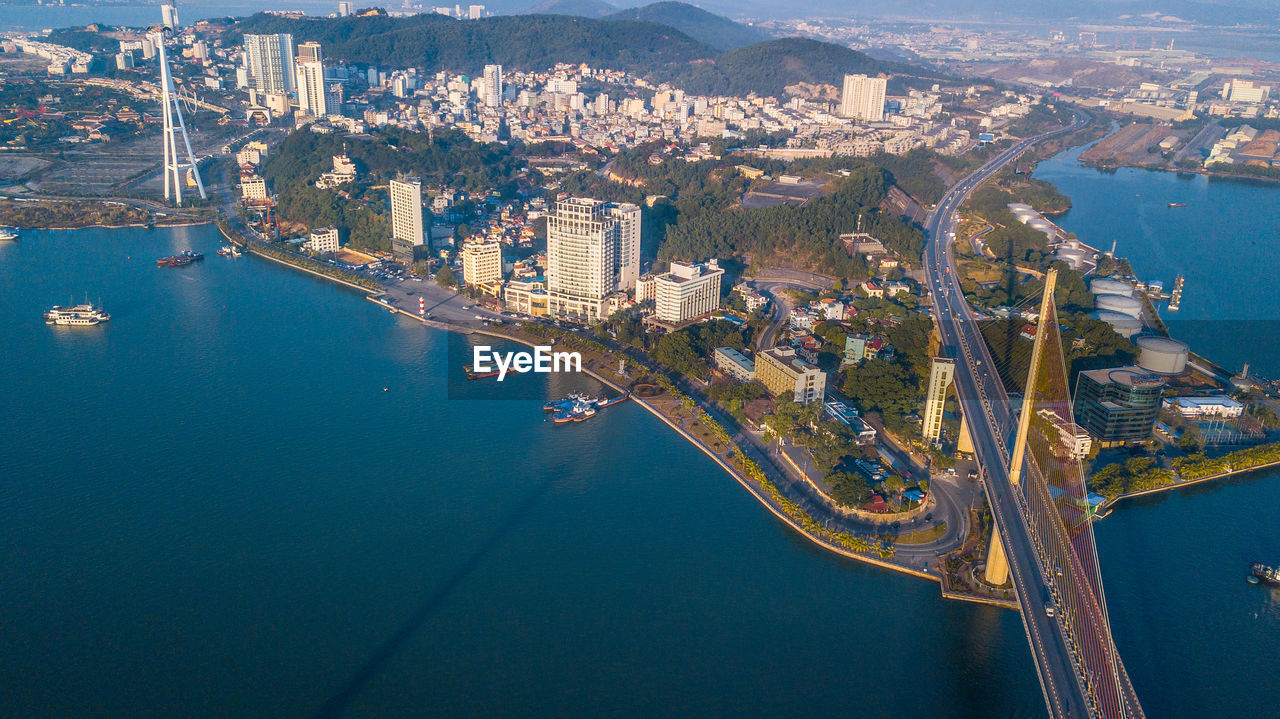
1056, 248, 1086, 269
1090, 277, 1135, 297
1136, 336, 1189, 374
1093, 311, 1143, 338
1096, 294, 1144, 318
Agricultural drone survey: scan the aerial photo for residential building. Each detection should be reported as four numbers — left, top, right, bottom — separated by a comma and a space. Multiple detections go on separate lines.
389, 178, 424, 246
1037, 409, 1093, 461
840, 74, 886, 122
304, 227, 339, 254
756, 347, 826, 404
713, 346, 755, 382
295, 42, 329, 117
1073, 367, 1165, 444
653, 259, 723, 325
462, 240, 503, 287
842, 334, 869, 367
240, 175, 267, 200
545, 197, 640, 322
635, 273, 657, 302
161, 3, 179, 29
922, 357, 955, 443
482, 64, 502, 107
503, 277, 549, 317
243, 33, 295, 95
338, 1, 353, 16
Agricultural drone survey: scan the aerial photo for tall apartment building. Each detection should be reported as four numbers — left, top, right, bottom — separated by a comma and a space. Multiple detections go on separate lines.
389, 178, 424, 245
545, 197, 641, 322
338, 1, 353, 16
482, 64, 502, 107
461, 240, 503, 287
840, 74, 886, 122
161, 3, 179, 29
653, 259, 723, 325
922, 357, 955, 444
295, 42, 328, 116
1072, 367, 1165, 444
244, 34, 295, 95
756, 347, 826, 404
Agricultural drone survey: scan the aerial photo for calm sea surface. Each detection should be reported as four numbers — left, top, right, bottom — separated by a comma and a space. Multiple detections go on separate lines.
0, 226, 1043, 717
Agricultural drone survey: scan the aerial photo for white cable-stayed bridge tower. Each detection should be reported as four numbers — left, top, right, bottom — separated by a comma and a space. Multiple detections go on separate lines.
150, 24, 205, 205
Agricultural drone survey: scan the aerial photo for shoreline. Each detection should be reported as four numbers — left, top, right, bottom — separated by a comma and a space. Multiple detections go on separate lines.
1098, 456, 1280, 517
373, 295, 980, 594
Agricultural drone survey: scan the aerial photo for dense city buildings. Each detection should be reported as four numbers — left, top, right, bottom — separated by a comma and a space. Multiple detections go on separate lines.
756, 347, 826, 404
1073, 367, 1165, 444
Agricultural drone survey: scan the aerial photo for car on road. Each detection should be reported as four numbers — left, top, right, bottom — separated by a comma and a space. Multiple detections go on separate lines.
475, 314, 485, 320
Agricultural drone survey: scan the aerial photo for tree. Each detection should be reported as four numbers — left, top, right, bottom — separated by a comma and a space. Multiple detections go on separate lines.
827, 470, 872, 507
436, 265, 457, 287
842, 359, 918, 417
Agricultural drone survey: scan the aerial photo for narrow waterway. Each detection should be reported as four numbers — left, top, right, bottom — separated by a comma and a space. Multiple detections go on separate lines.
1036, 144, 1280, 718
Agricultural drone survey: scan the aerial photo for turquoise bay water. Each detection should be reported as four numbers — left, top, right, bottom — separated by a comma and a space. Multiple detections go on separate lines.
1036, 147, 1280, 717
0, 226, 1043, 717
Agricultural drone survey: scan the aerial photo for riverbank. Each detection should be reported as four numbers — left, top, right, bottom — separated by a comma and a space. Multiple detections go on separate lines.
1099, 455, 1280, 516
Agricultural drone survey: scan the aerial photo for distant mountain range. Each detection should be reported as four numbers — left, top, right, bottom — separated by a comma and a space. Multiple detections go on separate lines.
234, 3, 943, 98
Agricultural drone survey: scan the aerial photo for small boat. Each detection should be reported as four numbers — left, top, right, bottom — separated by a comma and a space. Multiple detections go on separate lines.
0, 226, 17, 241
464, 364, 501, 380
1167, 202, 1187, 208
218, 245, 233, 256
1250, 563, 1279, 586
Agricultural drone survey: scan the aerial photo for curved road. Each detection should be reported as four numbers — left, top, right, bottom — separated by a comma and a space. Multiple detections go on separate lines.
922, 113, 1142, 719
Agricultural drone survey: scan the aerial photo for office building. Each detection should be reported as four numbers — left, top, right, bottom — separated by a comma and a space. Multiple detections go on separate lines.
304, 227, 340, 254
1164, 396, 1245, 418
545, 197, 641, 322
840, 74, 886, 122
244, 33, 295, 95
462, 240, 503, 287
756, 347, 826, 404
922, 357, 955, 444
653, 259, 723, 325
1073, 367, 1165, 444
389, 178, 424, 246
482, 64, 502, 107
713, 347, 755, 382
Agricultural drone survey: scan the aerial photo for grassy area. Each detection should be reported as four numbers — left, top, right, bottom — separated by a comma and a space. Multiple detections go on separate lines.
895, 522, 948, 545
959, 259, 1005, 284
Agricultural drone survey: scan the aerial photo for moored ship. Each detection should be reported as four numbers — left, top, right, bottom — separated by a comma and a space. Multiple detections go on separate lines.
1248, 563, 1279, 586
44, 302, 110, 326
157, 249, 205, 267
0, 226, 17, 241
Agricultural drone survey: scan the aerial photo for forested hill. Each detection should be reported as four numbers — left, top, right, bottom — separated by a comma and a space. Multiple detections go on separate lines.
232, 13, 713, 79
604, 2, 769, 51
232, 13, 939, 98
669, 38, 940, 98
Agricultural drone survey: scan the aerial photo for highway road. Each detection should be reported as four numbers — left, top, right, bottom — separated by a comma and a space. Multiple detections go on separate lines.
921, 114, 1133, 719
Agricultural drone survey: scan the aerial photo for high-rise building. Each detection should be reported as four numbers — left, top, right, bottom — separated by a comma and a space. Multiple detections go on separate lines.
482, 64, 502, 107
653, 260, 723, 325
389, 178, 424, 246
161, 3, 179, 29
840, 74, 886, 122
1072, 367, 1165, 444
546, 197, 641, 322
468, 4, 484, 19
338, 1, 353, 16
244, 34, 295, 95
756, 347, 826, 404
922, 357, 955, 444
295, 43, 328, 116
461, 241, 502, 287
